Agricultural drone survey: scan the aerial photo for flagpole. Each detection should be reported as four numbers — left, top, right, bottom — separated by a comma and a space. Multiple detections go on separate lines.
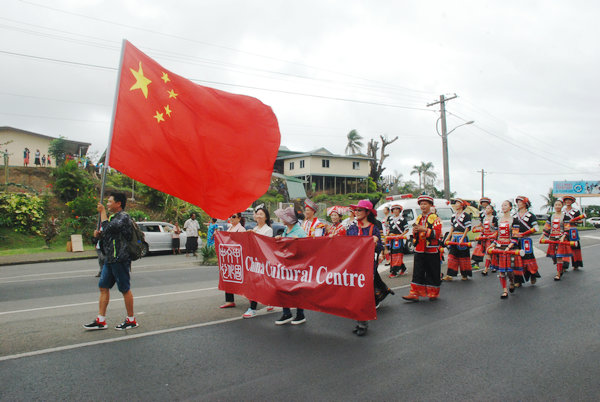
98, 39, 128, 229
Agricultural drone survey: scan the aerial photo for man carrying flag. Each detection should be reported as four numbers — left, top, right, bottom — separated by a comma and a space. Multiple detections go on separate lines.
106, 40, 280, 219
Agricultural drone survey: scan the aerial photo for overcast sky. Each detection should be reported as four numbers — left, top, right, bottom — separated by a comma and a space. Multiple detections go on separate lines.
1, 0, 599, 213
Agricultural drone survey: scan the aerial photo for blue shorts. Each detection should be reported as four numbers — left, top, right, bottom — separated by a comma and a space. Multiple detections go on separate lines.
98, 261, 131, 293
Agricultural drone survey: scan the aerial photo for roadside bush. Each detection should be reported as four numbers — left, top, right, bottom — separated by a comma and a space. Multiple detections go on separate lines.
129, 209, 150, 221
66, 193, 98, 218
52, 160, 95, 202
62, 215, 97, 240
200, 244, 216, 264
0, 193, 45, 235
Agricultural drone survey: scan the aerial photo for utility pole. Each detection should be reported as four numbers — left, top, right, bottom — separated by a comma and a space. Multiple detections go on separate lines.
477, 169, 487, 198
427, 94, 457, 200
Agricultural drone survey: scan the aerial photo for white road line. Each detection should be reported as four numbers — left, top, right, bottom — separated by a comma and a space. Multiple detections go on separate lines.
0, 287, 218, 316
0, 265, 205, 284
0, 316, 242, 362
582, 235, 600, 240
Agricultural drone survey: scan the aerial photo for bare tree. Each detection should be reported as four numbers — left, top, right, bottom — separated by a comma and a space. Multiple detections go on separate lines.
368, 135, 398, 185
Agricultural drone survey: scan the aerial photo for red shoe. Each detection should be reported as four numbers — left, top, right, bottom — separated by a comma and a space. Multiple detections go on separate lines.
402, 294, 419, 302
219, 302, 236, 308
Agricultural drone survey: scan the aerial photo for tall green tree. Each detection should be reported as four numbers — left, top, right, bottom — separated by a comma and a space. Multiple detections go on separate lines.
541, 188, 557, 213
411, 161, 436, 190
345, 129, 364, 155
48, 136, 68, 166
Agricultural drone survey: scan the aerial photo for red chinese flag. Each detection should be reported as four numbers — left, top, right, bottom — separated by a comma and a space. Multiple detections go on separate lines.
108, 40, 281, 219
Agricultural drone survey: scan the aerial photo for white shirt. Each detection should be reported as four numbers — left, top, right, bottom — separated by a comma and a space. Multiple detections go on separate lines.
253, 224, 273, 237
183, 218, 200, 237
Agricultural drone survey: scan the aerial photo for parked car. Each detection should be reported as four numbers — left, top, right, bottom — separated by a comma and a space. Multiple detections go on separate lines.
377, 197, 455, 253
587, 217, 600, 228
136, 221, 197, 256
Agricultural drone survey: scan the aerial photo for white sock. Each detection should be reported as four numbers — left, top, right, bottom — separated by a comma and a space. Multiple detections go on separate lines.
127, 316, 135, 322
97, 315, 106, 322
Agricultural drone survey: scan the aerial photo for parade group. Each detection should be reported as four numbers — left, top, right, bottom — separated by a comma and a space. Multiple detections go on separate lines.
83, 191, 585, 336
217, 194, 585, 336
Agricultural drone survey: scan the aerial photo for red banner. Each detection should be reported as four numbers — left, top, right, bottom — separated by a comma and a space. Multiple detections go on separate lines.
215, 232, 376, 321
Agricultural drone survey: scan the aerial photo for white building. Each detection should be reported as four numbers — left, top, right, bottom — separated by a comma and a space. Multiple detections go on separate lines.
0, 126, 90, 167
274, 147, 372, 194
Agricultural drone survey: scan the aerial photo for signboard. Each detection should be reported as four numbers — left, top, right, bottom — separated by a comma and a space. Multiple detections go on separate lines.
70, 234, 84, 252
553, 181, 600, 197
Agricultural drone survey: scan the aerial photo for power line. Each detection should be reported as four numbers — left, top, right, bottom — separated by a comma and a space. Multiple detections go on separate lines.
0, 17, 434, 106
0, 49, 436, 112
17, 0, 434, 98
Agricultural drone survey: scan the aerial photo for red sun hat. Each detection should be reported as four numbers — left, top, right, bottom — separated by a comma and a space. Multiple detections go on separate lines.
562, 195, 576, 203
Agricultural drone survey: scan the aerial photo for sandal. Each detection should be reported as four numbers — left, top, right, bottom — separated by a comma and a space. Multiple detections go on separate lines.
554, 274, 562, 281
509, 284, 515, 293
501, 291, 508, 299
481, 270, 489, 276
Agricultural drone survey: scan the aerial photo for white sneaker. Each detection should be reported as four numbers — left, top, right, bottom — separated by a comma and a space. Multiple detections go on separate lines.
242, 308, 256, 318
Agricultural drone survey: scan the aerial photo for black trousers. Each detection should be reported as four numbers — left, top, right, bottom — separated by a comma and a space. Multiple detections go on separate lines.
412, 252, 441, 288
185, 236, 198, 253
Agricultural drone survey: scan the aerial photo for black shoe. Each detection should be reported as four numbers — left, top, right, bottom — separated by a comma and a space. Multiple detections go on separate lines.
354, 326, 368, 336
275, 313, 293, 325
115, 318, 139, 330
83, 318, 107, 330
95, 272, 101, 278
291, 315, 306, 325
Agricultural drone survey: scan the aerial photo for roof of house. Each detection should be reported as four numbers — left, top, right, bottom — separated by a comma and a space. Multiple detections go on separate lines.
0, 127, 91, 154
276, 146, 372, 161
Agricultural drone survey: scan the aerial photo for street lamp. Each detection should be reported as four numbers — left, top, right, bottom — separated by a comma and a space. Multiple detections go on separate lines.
436, 119, 474, 200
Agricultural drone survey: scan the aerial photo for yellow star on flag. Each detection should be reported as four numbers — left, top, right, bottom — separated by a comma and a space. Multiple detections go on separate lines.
153, 111, 165, 123
129, 62, 152, 99
167, 89, 178, 99
161, 72, 170, 83
164, 105, 172, 117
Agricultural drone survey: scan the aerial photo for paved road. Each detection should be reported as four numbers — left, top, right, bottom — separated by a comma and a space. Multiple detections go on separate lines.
1, 232, 599, 400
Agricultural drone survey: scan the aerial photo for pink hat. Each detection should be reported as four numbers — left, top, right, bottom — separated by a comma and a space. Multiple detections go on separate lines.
274, 206, 298, 225
349, 199, 376, 216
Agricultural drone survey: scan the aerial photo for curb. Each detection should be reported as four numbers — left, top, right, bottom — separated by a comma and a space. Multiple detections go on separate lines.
0, 254, 97, 267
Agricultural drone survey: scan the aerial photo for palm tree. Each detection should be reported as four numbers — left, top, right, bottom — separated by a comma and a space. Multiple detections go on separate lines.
541, 188, 557, 213
411, 161, 436, 190
345, 129, 364, 155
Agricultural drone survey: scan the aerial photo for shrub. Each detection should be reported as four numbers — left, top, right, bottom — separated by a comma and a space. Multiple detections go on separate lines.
129, 209, 150, 222
200, 244, 216, 263
0, 193, 45, 234
62, 215, 97, 239
52, 160, 95, 202
66, 193, 98, 218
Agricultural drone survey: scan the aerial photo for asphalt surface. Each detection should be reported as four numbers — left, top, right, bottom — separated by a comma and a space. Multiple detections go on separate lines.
1, 232, 599, 401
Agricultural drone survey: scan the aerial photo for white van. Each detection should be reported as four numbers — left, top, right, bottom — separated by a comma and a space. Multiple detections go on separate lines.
376, 196, 454, 253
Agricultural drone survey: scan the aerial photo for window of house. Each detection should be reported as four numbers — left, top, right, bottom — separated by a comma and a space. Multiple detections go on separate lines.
299, 160, 305, 168
289, 162, 294, 170
352, 161, 360, 170
322, 159, 330, 168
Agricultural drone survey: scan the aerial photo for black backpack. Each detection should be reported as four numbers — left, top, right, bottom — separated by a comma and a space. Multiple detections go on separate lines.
127, 221, 145, 261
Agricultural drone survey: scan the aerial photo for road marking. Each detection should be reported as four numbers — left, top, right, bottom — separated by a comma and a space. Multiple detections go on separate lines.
0, 264, 206, 284
0, 316, 242, 362
581, 235, 600, 240
0, 287, 218, 316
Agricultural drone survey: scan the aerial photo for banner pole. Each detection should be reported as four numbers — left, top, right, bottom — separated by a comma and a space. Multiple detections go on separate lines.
98, 39, 128, 229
